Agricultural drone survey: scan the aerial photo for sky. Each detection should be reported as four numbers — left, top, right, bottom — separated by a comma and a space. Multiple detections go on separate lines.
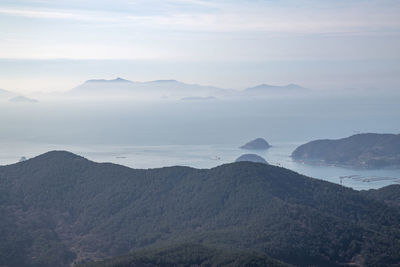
0, 0, 399, 93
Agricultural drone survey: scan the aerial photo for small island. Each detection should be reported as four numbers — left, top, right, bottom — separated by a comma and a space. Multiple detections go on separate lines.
9, 95, 38, 103
240, 138, 271, 150
292, 133, 400, 169
235, 154, 268, 164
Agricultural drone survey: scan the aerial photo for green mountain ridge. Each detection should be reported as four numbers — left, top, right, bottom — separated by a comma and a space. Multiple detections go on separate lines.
0, 151, 399, 266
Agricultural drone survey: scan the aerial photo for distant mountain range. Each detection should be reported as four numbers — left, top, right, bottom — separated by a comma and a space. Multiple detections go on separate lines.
292, 133, 400, 169
69, 77, 308, 99
1, 150, 399, 266
85, 77, 133, 83
1, 78, 310, 101
71, 78, 231, 99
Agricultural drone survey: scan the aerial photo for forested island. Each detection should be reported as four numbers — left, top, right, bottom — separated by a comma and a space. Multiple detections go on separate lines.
240, 138, 271, 150
292, 133, 400, 169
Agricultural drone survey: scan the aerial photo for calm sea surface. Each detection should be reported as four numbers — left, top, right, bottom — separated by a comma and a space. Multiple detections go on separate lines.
1, 94, 399, 190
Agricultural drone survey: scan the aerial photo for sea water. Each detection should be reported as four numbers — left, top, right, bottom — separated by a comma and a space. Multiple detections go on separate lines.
1, 94, 399, 191
1, 140, 399, 191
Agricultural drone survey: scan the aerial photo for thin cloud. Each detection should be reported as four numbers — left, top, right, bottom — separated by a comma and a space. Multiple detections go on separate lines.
0, 7, 117, 22
125, 12, 400, 36
1, 0, 400, 61
1, 2, 399, 36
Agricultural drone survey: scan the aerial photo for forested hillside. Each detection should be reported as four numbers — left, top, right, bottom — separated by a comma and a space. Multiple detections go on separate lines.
79, 243, 290, 267
0, 151, 399, 266
292, 133, 400, 169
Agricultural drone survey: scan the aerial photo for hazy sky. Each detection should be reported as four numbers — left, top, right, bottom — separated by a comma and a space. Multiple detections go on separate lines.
0, 0, 399, 92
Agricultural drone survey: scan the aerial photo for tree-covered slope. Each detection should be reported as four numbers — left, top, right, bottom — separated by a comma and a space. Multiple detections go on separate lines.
361, 184, 400, 207
292, 133, 400, 169
79, 243, 290, 267
0, 151, 400, 266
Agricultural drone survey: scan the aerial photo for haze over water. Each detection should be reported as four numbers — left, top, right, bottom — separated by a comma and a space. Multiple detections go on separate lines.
1, 89, 399, 190
1, 0, 400, 190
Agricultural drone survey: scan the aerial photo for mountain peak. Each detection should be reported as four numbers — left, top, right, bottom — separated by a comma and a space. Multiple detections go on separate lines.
27, 150, 88, 164
85, 77, 132, 83
114, 77, 131, 82
235, 154, 268, 164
